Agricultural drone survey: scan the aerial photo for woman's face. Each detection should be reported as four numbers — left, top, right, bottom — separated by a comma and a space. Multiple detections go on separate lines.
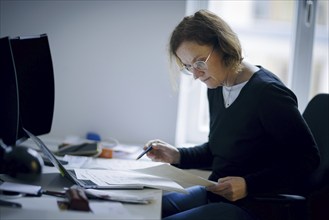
176, 41, 229, 89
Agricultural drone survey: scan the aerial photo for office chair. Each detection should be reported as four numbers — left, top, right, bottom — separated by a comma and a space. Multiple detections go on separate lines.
250, 93, 329, 220
302, 93, 329, 220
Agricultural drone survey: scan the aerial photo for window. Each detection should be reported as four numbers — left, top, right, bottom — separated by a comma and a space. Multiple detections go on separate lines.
175, 0, 328, 146
310, 0, 328, 97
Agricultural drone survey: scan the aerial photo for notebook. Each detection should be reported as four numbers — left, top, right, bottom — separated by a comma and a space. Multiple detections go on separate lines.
23, 128, 143, 189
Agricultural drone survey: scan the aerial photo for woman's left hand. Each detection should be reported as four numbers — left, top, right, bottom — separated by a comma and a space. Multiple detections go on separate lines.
206, 176, 248, 201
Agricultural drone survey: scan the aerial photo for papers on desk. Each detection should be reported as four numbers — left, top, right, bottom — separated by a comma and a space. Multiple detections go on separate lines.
74, 169, 187, 193
63, 155, 92, 168
67, 156, 215, 194
63, 155, 162, 170
85, 189, 155, 204
133, 164, 217, 187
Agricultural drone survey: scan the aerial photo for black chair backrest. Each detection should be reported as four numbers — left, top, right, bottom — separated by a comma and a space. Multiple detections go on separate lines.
302, 93, 329, 190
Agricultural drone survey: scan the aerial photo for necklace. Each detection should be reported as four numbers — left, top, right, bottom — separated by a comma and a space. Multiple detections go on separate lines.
224, 73, 239, 107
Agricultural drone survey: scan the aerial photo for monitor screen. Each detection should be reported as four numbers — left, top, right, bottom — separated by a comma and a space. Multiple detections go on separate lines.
0, 34, 54, 147
0, 37, 20, 146
11, 34, 55, 140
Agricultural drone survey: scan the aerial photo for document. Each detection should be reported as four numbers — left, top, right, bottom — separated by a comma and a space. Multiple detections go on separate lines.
85, 189, 155, 204
74, 169, 188, 193
63, 155, 163, 170
133, 164, 217, 187
71, 158, 215, 193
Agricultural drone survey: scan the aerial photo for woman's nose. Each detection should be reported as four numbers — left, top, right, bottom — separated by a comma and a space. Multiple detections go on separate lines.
192, 69, 204, 80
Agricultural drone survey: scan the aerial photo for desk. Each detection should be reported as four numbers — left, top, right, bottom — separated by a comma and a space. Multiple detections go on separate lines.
1, 161, 162, 219
0, 189, 162, 219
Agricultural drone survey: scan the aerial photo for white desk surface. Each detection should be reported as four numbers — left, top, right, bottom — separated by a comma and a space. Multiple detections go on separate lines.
0, 189, 162, 220
0, 152, 163, 219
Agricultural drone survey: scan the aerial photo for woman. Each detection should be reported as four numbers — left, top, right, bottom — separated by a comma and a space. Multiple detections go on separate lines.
144, 9, 320, 220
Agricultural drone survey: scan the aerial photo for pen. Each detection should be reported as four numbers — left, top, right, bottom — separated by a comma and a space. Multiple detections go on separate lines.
136, 144, 153, 160
42, 189, 66, 198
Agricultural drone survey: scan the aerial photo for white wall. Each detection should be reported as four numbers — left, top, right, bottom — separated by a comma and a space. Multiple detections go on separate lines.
0, 0, 186, 145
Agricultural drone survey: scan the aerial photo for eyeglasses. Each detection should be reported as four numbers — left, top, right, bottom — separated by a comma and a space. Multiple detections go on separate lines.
180, 47, 214, 76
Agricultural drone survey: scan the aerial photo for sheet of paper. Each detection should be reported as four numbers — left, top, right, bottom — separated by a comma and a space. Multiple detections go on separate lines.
84, 158, 164, 170
85, 189, 155, 204
74, 169, 187, 193
63, 155, 92, 168
133, 164, 216, 187
112, 144, 140, 154
63, 156, 163, 170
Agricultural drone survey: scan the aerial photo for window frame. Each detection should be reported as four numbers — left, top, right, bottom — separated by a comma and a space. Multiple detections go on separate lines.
175, 0, 323, 146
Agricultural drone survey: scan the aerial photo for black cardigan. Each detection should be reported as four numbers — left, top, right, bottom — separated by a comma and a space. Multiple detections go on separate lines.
177, 67, 320, 195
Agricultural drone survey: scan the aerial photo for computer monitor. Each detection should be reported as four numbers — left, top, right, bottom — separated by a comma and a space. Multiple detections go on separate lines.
0, 34, 54, 177
0, 37, 20, 147
10, 34, 55, 140
0, 34, 55, 147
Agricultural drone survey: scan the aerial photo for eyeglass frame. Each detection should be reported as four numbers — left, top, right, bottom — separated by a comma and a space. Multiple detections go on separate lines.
179, 47, 214, 76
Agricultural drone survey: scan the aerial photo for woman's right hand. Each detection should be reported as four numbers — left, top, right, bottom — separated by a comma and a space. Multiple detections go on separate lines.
143, 139, 180, 164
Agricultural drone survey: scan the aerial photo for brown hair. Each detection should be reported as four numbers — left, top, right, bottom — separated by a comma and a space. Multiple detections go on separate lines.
169, 9, 243, 76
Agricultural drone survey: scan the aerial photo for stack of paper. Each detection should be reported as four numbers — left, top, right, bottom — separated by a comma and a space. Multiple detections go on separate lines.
66, 155, 216, 194
74, 168, 188, 193
85, 189, 155, 204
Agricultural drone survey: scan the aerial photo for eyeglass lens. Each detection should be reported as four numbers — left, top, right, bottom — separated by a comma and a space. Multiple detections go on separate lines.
183, 61, 207, 75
